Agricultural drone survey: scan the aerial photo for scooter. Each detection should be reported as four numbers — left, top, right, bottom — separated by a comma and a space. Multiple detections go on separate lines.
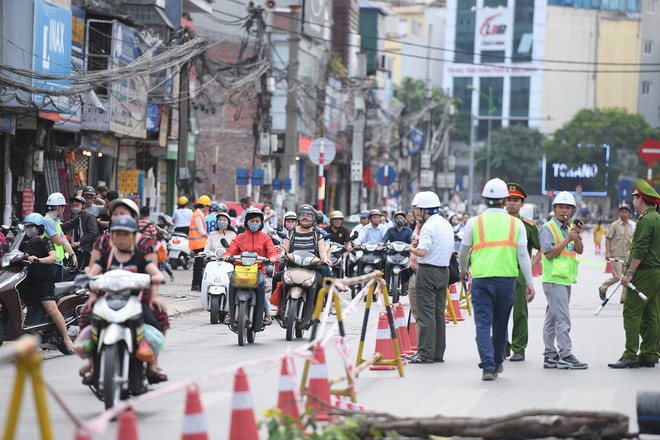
167, 232, 193, 270
329, 242, 346, 279
357, 242, 385, 302
279, 250, 322, 341
384, 241, 410, 304
0, 249, 87, 350
200, 248, 233, 324
86, 270, 154, 409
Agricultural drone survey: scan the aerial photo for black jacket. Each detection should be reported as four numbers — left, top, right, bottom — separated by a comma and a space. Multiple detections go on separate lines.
61, 210, 99, 252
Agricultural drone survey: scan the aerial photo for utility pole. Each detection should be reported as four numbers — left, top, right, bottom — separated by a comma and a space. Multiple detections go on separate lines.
349, 54, 367, 215
486, 86, 493, 182
177, 58, 190, 195
284, 5, 301, 209
420, 24, 433, 191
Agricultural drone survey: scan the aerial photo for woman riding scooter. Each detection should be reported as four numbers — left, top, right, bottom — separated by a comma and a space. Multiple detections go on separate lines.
18, 213, 75, 355
205, 212, 237, 255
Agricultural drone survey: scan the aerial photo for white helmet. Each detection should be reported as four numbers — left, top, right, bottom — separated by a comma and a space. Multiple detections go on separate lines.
416, 191, 441, 209
284, 211, 297, 221
552, 191, 576, 207
46, 192, 67, 206
481, 178, 509, 200
411, 192, 421, 207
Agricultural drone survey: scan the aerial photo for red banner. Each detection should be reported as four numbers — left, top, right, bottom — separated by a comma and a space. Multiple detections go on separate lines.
22, 189, 34, 218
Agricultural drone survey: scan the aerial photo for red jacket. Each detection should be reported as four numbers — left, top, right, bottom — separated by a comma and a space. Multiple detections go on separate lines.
224, 230, 278, 273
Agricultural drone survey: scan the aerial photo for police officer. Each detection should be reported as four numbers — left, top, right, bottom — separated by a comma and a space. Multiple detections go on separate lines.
608, 179, 660, 368
458, 179, 534, 380
504, 183, 540, 362
599, 202, 633, 303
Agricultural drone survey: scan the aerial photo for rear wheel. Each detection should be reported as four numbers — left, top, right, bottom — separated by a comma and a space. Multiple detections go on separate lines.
285, 298, 298, 341
237, 302, 247, 346
210, 296, 220, 324
102, 345, 122, 410
295, 327, 304, 339
169, 258, 179, 270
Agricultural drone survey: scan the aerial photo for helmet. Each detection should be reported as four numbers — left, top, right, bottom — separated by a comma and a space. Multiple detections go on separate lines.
210, 202, 220, 212
315, 210, 324, 225
481, 178, 509, 200
393, 211, 406, 219
177, 196, 188, 206
411, 193, 421, 207
197, 195, 211, 206
217, 212, 231, 222
82, 186, 96, 196
46, 192, 67, 207
329, 210, 344, 220
416, 191, 441, 209
359, 210, 370, 218
284, 211, 297, 221
297, 204, 316, 222
110, 198, 140, 218
552, 191, 576, 207
70, 195, 86, 205
109, 215, 138, 233
24, 213, 45, 226
369, 209, 382, 218
243, 207, 264, 231
219, 203, 228, 211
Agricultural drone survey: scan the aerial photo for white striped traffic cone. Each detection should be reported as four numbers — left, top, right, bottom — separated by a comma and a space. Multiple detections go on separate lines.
181, 385, 208, 440
229, 368, 258, 440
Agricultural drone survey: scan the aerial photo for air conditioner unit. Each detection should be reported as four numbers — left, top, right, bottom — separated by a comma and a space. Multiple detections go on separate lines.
259, 132, 271, 156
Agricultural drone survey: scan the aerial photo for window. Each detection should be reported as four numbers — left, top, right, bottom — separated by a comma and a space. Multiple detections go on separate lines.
642, 81, 651, 95
513, 0, 534, 62
510, 77, 530, 127
643, 40, 653, 55
455, 0, 476, 63
399, 19, 408, 36
452, 78, 474, 141
482, 50, 506, 63
647, 0, 656, 12
478, 77, 503, 140
411, 19, 419, 36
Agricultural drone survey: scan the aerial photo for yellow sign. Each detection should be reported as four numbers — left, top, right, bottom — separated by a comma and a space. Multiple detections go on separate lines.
119, 169, 140, 195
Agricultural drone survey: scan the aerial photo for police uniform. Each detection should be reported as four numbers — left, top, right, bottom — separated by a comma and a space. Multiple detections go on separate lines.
506, 183, 540, 360
608, 179, 660, 368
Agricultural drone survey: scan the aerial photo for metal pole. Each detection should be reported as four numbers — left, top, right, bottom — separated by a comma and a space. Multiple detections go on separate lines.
486, 87, 493, 182
284, 6, 301, 208
318, 141, 325, 210
468, 113, 475, 215
350, 54, 367, 215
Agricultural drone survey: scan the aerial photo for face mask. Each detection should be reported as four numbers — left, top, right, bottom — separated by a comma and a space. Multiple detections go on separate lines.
395, 219, 404, 227
25, 228, 38, 238
451, 218, 459, 226
217, 220, 228, 230
247, 222, 262, 232
71, 208, 82, 216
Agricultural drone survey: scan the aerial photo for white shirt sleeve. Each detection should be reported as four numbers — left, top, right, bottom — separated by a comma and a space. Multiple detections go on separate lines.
460, 218, 475, 247
196, 215, 206, 235
417, 224, 433, 250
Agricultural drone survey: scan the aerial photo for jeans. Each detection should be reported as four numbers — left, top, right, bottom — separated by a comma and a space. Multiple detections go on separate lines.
471, 277, 516, 370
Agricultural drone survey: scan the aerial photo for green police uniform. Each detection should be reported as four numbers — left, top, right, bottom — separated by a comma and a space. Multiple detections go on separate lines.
621, 179, 660, 364
505, 183, 540, 357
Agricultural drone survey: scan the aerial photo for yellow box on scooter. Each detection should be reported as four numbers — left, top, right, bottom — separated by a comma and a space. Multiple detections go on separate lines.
234, 265, 259, 288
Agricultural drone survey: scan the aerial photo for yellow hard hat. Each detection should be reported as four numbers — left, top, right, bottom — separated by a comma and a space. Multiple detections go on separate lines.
197, 195, 212, 206
178, 196, 188, 206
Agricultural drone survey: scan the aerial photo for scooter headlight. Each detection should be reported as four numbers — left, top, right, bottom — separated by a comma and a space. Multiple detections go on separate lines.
106, 294, 129, 311
392, 266, 402, 275
364, 266, 374, 274
372, 258, 381, 264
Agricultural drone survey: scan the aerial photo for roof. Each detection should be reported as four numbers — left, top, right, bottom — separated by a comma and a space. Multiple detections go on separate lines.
358, 0, 389, 15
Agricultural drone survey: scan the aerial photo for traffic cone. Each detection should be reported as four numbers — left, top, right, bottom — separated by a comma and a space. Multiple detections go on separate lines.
181, 385, 208, 440
306, 344, 334, 422
394, 303, 414, 355
407, 310, 418, 351
277, 356, 301, 421
369, 312, 397, 371
74, 429, 91, 440
229, 368, 258, 440
446, 283, 464, 322
116, 408, 139, 440
605, 261, 612, 273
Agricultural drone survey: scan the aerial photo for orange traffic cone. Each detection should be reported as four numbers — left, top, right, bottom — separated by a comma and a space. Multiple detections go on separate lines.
394, 303, 414, 355
181, 385, 208, 440
74, 429, 91, 440
446, 283, 464, 322
277, 356, 301, 420
306, 344, 333, 421
407, 310, 418, 351
116, 408, 139, 440
229, 368, 258, 440
605, 261, 612, 273
369, 312, 397, 371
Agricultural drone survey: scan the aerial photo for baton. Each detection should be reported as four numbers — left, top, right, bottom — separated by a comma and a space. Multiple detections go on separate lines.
628, 282, 649, 301
606, 257, 626, 263
594, 281, 622, 316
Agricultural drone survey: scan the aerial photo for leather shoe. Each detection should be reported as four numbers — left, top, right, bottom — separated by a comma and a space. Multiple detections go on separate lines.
639, 358, 656, 368
598, 287, 606, 301
608, 358, 639, 369
510, 352, 525, 362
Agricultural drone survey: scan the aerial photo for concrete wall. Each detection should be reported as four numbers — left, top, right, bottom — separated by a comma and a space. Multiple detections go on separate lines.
638, 3, 660, 128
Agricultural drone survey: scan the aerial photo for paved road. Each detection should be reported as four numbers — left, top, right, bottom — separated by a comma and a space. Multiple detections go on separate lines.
1, 237, 659, 439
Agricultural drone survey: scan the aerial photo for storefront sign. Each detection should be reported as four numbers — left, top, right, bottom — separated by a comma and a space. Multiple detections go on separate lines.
82, 104, 109, 131
542, 144, 610, 196
0, 113, 16, 134
21, 189, 34, 217
55, 6, 85, 132
475, 6, 513, 52
146, 103, 159, 132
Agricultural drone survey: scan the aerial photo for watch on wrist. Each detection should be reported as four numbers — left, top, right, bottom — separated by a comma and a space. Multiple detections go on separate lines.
626, 270, 634, 276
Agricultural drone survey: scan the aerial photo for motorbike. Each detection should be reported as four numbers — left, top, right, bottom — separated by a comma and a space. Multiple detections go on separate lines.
356, 242, 385, 301
384, 241, 411, 304
86, 270, 154, 409
200, 248, 233, 324
0, 249, 87, 350
167, 232, 193, 270
279, 250, 322, 341
329, 242, 346, 279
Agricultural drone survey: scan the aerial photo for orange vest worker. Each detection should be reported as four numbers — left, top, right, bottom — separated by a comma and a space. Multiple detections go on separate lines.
188, 209, 207, 250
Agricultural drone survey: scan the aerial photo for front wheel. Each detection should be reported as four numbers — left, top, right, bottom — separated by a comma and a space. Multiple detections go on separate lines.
285, 298, 299, 341
102, 344, 122, 410
210, 296, 220, 324
390, 273, 400, 304
237, 301, 247, 346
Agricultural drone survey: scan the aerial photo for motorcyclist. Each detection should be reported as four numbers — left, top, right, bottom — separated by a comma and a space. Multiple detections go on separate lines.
204, 212, 237, 255
355, 209, 388, 245
205, 202, 220, 234
383, 211, 413, 245
351, 210, 371, 237
326, 210, 352, 252
283, 211, 298, 232
223, 208, 278, 327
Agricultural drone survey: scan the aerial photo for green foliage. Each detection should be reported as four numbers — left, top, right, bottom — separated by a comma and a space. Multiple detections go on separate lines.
474, 124, 545, 182
328, 52, 348, 80
394, 77, 445, 126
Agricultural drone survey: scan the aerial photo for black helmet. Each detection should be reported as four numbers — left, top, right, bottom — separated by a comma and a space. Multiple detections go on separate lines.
82, 186, 96, 196
297, 204, 316, 224
243, 207, 264, 231
315, 210, 324, 225
109, 215, 138, 233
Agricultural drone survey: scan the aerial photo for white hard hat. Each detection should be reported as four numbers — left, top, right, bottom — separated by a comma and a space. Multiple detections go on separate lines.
46, 192, 67, 206
481, 178, 509, 200
411, 192, 421, 207
552, 191, 576, 207
416, 191, 441, 209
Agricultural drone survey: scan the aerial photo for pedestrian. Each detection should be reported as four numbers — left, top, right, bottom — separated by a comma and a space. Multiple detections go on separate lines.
504, 182, 540, 362
593, 219, 605, 254
407, 194, 423, 319
138, 206, 159, 240
61, 195, 98, 270
408, 191, 454, 364
172, 196, 193, 234
458, 179, 535, 380
539, 191, 587, 370
599, 203, 633, 303
608, 179, 660, 369
189, 195, 211, 291
43, 192, 77, 281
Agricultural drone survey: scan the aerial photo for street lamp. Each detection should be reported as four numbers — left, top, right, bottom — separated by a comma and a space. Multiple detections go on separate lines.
466, 84, 497, 205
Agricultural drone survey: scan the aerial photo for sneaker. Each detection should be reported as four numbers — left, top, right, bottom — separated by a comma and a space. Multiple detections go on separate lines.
482, 369, 497, 381
543, 353, 559, 369
170, 274, 175, 282
495, 364, 503, 375
510, 352, 525, 362
557, 354, 588, 370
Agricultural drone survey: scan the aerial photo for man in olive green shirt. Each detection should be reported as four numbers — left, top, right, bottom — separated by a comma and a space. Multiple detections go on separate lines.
505, 183, 541, 362
608, 179, 660, 369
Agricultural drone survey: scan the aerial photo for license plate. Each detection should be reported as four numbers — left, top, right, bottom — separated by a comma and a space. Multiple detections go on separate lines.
168, 250, 178, 258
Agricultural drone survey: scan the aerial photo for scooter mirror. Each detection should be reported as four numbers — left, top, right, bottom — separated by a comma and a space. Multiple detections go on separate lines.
277, 230, 288, 239
350, 231, 358, 240
220, 238, 230, 248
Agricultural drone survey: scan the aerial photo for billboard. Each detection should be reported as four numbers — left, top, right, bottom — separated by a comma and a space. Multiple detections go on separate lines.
542, 144, 610, 197
475, 6, 513, 52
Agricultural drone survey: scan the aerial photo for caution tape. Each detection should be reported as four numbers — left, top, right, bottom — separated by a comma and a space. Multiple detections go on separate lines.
576, 256, 607, 267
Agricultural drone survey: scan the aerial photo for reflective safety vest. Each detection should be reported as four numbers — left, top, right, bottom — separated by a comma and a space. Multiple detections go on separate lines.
541, 220, 578, 285
471, 211, 520, 278
188, 209, 207, 250
43, 213, 65, 262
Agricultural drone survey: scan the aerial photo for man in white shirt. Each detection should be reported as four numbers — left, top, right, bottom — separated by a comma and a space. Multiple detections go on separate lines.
355, 209, 388, 245
172, 196, 193, 234
351, 210, 370, 237
408, 191, 455, 364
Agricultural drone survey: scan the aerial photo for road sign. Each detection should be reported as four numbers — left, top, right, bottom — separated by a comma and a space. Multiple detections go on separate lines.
376, 165, 396, 186
308, 137, 336, 166
640, 139, 660, 163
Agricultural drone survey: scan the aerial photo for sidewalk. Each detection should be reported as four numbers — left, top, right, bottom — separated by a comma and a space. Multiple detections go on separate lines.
158, 268, 202, 318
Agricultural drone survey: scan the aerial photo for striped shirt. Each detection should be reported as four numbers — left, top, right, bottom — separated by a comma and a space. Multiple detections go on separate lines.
289, 229, 320, 255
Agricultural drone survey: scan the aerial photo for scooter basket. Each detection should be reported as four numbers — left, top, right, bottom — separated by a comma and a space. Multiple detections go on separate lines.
234, 265, 259, 288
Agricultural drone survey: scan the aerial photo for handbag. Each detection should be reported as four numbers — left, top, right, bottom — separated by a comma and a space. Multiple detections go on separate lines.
448, 252, 461, 285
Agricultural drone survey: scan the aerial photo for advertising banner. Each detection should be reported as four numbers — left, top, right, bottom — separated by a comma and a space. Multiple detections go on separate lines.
542, 144, 610, 197
32, 0, 73, 112
55, 6, 85, 131
475, 6, 513, 52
